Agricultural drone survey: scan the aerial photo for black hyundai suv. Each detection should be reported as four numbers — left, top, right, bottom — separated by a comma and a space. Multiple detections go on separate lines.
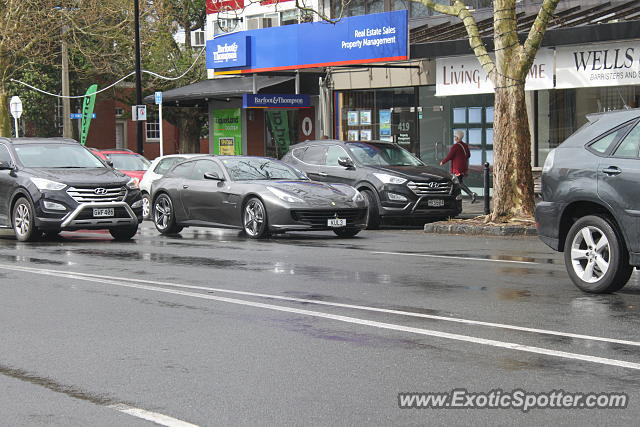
536, 108, 640, 293
0, 138, 143, 241
282, 140, 461, 228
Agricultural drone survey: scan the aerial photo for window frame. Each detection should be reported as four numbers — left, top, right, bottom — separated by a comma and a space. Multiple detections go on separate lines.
610, 120, 640, 159
585, 119, 637, 157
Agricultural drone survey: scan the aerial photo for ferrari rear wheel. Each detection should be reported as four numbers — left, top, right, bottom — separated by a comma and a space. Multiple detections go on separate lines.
243, 197, 269, 239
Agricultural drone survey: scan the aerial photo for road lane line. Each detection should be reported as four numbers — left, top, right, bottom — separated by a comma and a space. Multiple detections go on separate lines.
108, 404, 200, 427
3, 264, 640, 371
2, 263, 638, 348
372, 251, 539, 265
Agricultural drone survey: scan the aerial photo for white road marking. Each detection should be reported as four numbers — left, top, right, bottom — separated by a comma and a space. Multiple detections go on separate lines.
2, 264, 640, 371
2, 264, 636, 347
372, 250, 539, 265
108, 404, 200, 427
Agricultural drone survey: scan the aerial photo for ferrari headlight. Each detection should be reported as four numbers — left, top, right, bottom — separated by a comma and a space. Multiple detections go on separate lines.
352, 191, 365, 202
372, 173, 407, 185
126, 178, 140, 190
267, 187, 304, 203
30, 177, 66, 191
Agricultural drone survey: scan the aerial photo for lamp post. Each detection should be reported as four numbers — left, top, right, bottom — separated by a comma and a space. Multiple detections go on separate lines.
134, 0, 144, 155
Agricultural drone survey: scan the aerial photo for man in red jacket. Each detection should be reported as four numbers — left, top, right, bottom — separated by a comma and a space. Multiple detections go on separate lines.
440, 130, 477, 203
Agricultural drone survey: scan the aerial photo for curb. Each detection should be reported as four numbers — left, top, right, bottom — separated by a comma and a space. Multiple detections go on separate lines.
424, 222, 537, 237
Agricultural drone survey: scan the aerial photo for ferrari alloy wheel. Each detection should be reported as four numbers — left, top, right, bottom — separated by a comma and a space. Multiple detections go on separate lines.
243, 197, 269, 239
153, 194, 183, 235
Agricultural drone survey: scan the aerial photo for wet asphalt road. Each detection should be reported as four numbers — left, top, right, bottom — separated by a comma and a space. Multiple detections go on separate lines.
1, 222, 640, 426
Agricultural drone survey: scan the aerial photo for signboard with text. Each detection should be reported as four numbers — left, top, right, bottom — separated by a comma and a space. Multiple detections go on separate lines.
206, 0, 244, 14
206, 36, 249, 69
213, 108, 242, 155
209, 10, 408, 74
435, 48, 554, 96
243, 94, 310, 108
556, 41, 640, 89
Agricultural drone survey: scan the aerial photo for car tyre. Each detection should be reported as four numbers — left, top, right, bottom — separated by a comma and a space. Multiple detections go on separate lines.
333, 228, 361, 238
142, 192, 151, 220
153, 193, 183, 235
13, 197, 39, 242
109, 226, 138, 241
361, 189, 380, 230
243, 197, 270, 239
564, 215, 633, 293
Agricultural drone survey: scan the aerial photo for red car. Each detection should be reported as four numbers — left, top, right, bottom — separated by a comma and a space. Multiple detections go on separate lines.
90, 148, 151, 183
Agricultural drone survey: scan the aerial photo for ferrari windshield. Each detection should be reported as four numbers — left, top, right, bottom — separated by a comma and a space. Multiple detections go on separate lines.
346, 142, 423, 167
221, 158, 307, 181
14, 144, 106, 168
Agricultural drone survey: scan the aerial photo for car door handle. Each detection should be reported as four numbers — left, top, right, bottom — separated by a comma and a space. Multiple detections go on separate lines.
602, 166, 622, 176
317, 172, 328, 177
183, 184, 190, 189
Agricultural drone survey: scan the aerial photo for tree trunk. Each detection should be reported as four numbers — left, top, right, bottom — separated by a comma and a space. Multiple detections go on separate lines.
490, 85, 535, 221
0, 83, 11, 138
176, 112, 201, 153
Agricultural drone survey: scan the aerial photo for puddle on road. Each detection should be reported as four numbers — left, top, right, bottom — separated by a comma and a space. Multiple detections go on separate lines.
0, 253, 66, 266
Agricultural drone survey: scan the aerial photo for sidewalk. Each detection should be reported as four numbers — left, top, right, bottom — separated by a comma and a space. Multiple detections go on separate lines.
458, 195, 488, 219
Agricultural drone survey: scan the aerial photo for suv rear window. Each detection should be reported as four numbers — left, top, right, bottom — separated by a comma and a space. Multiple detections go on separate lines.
588, 123, 634, 155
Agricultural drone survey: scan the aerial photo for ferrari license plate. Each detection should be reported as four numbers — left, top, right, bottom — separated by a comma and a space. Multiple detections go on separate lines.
328, 218, 346, 227
427, 199, 445, 207
93, 208, 114, 217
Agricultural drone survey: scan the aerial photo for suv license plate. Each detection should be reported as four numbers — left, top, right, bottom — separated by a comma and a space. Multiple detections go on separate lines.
93, 208, 114, 217
427, 199, 445, 207
328, 218, 346, 227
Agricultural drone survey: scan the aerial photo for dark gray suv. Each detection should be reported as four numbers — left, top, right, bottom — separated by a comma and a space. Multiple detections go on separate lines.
282, 140, 462, 228
536, 109, 640, 293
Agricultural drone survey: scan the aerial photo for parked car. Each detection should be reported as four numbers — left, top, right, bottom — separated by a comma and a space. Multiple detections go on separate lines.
536, 108, 640, 293
151, 155, 367, 238
140, 154, 202, 219
0, 138, 143, 241
282, 140, 462, 228
90, 148, 151, 182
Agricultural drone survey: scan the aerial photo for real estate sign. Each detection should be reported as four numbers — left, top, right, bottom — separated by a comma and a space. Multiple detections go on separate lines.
213, 108, 242, 155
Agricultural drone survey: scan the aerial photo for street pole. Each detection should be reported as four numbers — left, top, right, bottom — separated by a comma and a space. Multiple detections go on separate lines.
159, 102, 164, 157
134, 0, 144, 155
61, 26, 72, 139
14, 117, 19, 138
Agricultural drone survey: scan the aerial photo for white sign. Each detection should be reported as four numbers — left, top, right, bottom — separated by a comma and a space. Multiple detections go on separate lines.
132, 105, 147, 121
556, 41, 640, 89
435, 48, 554, 96
9, 96, 22, 119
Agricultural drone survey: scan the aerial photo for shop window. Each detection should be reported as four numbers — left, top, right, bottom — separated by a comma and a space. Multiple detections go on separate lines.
453, 108, 466, 124
485, 107, 494, 124
146, 110, 160, 140
468, 107, 482, 123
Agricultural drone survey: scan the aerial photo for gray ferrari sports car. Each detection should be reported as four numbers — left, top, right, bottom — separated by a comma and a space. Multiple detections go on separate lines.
151, 155, 368, 238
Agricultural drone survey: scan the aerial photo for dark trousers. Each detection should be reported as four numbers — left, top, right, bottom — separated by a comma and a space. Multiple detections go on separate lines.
457, 175, 475, 197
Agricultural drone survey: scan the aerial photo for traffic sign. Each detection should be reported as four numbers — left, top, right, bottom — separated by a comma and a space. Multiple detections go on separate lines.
155, 91, 163, 105
70, 113, 96, 119
9, 96, 22, 119
132, 105, 147, 121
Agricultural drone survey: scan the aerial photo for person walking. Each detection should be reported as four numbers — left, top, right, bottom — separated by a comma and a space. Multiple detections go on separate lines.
440, 130, 477, 203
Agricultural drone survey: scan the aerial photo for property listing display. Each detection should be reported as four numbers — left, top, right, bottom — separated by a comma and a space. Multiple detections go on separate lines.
213, 108, 242, 155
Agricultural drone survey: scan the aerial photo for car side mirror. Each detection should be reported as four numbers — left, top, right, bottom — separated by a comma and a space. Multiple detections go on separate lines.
338, 157, 354, 169
204, 172, 224, 181
106, 159, 114, 167
0, 160, 14, 171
